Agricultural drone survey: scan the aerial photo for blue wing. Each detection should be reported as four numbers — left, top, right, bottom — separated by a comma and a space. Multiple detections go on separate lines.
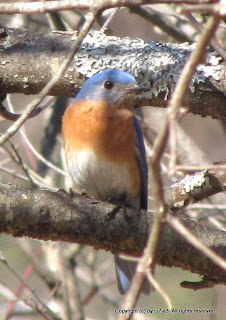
115, 116, 150, 295
133, 116, 148, 210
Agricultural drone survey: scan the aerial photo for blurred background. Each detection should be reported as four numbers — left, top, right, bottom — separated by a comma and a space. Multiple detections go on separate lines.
0, 3, 226, 320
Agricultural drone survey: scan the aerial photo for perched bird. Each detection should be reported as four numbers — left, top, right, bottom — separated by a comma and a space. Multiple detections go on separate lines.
62, 69, 150, 294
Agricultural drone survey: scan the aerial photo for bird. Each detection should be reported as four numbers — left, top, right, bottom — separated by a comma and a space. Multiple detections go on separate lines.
62, 69, 150, 295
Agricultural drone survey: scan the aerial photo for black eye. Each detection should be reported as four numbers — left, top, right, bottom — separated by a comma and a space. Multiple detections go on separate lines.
104, 81, 114, 90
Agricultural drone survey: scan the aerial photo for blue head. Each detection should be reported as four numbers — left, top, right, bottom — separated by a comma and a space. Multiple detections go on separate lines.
75, 69, 148, 106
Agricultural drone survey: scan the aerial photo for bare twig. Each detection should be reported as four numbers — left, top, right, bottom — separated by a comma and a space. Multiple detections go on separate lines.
0, 253, 61, 320
1, 141, 60, 189
0, 166, 30, 182
0, 1, 215, 15
176, 164, 226, 171
9, 142, 37, 186
2, 142, 37, 186
178, 0, 226, 17
130, 6, 193, 43
120, 121, 170, 317
147, 271, 172, 308
58, 244, 84, 320
5, 246, 43, 319
0, 96, 55, 122
19, 128, 69, 178
99, 8, 120, 32
0, 102, 43, 121
167, 15, 221, 173
167, 214, 226, 272
185, 13, 226, 60
191, 204, 226, 211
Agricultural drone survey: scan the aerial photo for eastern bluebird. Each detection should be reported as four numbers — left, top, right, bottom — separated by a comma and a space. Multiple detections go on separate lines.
62, 69, 150, 295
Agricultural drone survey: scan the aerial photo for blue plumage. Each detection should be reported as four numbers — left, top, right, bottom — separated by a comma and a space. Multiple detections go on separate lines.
63, 69, 150, 295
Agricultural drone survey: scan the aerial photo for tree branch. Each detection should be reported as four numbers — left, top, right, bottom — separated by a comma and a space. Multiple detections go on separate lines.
168, 164, 226, 210
0, 26, 225, 119
0, 183, 225, 285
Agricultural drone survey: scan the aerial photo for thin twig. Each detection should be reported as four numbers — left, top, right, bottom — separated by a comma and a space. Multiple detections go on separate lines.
185, 13, 226, 60
0, 1, 211, 14
9, 143, 37, 186
120, 110, 170, 319
208, 217, 226, 232
2, 143, 37, 186
5, 246, 43, 319
178, 1, 226, 17
0, 253, 61, 320
58, 244, 84, 320
167, 214, 226, 272
0, 166, 30, 182
175, 164, 226, 171
191, 204, 226, 210
147, 271, 172, 308
130, 6, 192, 43
20, 129, 69, 178
0, 97, 55, 122
6, 94, 68, 178
1, 143, 58, 189
167, 15, 221, 173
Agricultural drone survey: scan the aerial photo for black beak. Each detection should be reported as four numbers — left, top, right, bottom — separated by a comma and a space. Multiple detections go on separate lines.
122, 82, 150, 94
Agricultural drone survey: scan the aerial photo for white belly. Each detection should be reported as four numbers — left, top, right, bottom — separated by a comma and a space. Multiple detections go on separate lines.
67, 149, 140, 208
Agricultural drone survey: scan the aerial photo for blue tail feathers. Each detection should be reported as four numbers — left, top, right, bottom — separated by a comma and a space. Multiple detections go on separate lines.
114, 254, 151, 295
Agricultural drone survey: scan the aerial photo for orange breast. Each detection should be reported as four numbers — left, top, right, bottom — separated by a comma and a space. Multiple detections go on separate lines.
62, 100, 137, 161
62, 100, 141, 201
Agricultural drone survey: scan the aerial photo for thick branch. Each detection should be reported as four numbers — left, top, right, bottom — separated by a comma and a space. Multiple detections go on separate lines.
0, 183, 225, 285
0, 26, 225, 119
